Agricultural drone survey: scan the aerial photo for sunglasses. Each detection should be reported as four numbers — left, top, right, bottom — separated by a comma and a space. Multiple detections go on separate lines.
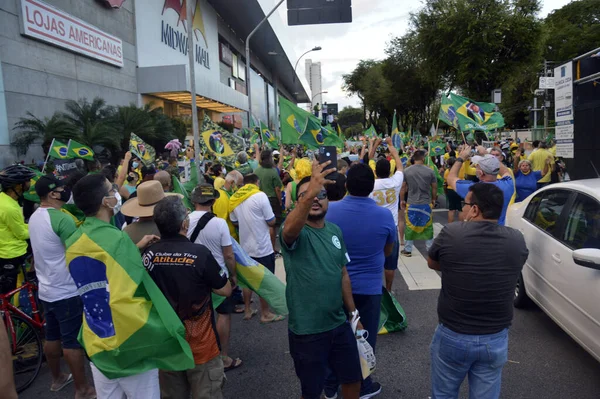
298, 189, 328, 200
462, 201, 476, 207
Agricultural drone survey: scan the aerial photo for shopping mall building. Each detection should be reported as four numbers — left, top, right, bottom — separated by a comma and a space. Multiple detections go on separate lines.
0, 0, 309, 166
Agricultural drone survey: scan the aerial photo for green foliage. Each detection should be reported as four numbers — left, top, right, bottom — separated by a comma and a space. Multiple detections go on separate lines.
344, 123, 364, 139
337, 106, 364, 130
544, 0, 600, 62
11, 112, 78, 156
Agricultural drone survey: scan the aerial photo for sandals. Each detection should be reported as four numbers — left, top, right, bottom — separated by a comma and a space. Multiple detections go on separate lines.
223, 357, 243, 372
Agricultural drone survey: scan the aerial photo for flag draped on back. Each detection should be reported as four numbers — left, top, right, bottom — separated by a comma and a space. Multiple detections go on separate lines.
68, 140, 95, 161
260, 121, 279, 149
48, 139, 70, 159
65, 217, 194, 379
129, 133, 156, 166
439, 93, 504, 132
279, 96, 308, 145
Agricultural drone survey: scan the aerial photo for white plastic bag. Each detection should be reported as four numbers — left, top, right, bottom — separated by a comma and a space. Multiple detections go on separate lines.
351, 313, 376, 379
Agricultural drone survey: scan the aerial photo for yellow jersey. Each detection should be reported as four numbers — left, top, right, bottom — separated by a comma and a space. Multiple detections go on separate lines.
0, 192, 29, 259
528, 149, 553, 183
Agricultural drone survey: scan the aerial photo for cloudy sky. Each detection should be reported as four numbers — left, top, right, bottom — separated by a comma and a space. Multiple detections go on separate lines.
266, 0, 572, 110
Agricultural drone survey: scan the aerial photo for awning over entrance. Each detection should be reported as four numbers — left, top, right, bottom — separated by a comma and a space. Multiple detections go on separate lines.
149, 92, 243, 114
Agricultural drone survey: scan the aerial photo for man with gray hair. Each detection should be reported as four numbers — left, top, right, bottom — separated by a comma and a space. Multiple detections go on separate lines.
447, 146, 515, 225
236, 151, 254, 176
143, 196, 232, 398
153, 171, 172, 192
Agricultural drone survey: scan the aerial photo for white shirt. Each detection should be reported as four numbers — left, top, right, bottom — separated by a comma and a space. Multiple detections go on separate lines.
369, 171, 404, 226
229, 192, 275, 258
187, 211, 232, 274
29, 207, 79, 302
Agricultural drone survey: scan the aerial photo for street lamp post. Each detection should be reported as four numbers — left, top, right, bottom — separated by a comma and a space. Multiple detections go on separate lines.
293, 46, 322, 84
312, 91, 328, 105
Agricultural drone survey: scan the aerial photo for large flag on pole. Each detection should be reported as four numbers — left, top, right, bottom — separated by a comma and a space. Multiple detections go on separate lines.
279, 96, 310, 145
67, 140, 95, 161
299, 117, 344, 149
439, 93, 504, 132
391, 111, 403, 148
260, 120, 279, 149
363, 125, 379, 139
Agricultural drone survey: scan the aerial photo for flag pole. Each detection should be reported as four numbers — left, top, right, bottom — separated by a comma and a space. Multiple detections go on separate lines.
41, 138, 54, 174
434, 117, 440, 139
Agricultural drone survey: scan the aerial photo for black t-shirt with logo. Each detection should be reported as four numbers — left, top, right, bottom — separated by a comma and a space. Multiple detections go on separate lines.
428, 221, 529, 335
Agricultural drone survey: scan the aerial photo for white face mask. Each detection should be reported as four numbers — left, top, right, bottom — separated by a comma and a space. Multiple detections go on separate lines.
105, 192, 123, 215
66, 193, 75, 205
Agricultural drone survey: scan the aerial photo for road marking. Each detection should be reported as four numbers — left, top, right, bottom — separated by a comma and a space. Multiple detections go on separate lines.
397, 223, 444, 290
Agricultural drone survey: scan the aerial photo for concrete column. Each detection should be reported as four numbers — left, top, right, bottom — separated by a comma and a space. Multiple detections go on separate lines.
0, 58, 9, 146
273, 72, 279, 138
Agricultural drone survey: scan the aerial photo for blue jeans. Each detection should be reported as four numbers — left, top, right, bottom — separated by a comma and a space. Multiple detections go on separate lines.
430, 324, 508, 399
325, 293, 382, 396
404, 239, 434, 253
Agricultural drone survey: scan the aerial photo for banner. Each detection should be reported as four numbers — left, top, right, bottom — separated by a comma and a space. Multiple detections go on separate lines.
201, 130, 234, 157
439, 93, 504, 132
129, 133, 156, 166
54, 158, 80, 179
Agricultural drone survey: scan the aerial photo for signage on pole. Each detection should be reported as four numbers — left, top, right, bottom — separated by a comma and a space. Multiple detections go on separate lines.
538, 77, 555, 90
554, 62, 574, 158
19, 0, 124, 67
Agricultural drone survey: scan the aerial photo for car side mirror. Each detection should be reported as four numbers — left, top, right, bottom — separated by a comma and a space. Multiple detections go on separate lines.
573, 248, 600, 271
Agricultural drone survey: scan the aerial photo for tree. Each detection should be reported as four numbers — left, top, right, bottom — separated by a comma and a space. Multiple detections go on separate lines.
409, 0, 544, 100
337, 106, 364, 130
544, 0, 600, 62
342, 60, 380, 125
11, 112, 78, 156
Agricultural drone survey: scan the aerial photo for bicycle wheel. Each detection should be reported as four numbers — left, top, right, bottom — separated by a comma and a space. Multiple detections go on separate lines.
7, 313, 43, 393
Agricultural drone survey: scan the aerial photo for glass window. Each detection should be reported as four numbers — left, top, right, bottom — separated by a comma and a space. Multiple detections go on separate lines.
525, 190, 571, 238
562, 194, 600, 250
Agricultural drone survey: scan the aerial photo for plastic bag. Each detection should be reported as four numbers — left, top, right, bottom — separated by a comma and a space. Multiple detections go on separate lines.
351, 312, 376, 379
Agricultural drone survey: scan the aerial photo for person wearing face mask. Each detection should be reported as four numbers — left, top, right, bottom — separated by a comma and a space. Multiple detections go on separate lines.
447, 146, 515, 226
427, 183, 528, 399
29, 176, 97, 398
0, 164, 35, 294
68, 174, 193, 399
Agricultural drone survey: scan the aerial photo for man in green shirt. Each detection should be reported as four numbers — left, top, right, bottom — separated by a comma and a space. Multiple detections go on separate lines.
255, 149, 283, 250
280, 160, 362, 399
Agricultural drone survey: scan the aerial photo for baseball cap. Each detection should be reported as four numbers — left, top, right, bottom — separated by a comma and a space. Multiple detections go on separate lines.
35, 175, 65, 197
191, 184, 220, 204
273, 150, 280, 156
471, 155, 500, 175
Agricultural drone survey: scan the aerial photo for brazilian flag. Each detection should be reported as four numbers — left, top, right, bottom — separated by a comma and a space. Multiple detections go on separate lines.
260, 120, 278, 149
439, 93, 504, 132
67, 140, 95, 161
299, 117, 344, 149
363, 125, 379, 139
213, 238, 287, 316
378, 288, 407, 334
279, 96, 309, 145
428, 141, 446, 157
65, 217, 194, 378
48, 139, 70, 159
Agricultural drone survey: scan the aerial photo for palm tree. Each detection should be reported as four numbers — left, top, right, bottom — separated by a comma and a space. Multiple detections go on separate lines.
62, 97, 113, 130
11, 112, 78, 156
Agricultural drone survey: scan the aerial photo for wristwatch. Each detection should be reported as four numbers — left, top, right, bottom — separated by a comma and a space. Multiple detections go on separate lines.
456, 157, 465, 163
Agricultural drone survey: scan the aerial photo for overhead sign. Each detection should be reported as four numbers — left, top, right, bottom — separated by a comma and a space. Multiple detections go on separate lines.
538, 77, 555, 90
19, 0, 124, 67
288, 0, 352, 26
97, 0, 127, 8
554, 62, 574, 158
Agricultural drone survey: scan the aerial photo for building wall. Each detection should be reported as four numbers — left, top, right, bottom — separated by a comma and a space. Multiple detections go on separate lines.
0, 0, 138, 166
305, 59, 322, 112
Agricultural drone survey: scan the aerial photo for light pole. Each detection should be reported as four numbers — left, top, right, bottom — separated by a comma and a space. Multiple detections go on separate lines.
312, 91, 328, 105
293, 46, 322, 84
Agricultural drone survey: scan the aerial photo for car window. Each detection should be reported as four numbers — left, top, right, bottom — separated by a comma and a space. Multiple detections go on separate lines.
524, 190, 571, 238
562, 194, 600, 250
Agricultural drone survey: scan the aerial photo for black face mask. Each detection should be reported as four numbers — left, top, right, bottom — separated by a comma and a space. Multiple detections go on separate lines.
126, 175, 135, 183
55, 188, 71, 203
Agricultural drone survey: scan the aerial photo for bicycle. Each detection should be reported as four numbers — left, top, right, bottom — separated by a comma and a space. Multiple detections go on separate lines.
0, 257, 45, 393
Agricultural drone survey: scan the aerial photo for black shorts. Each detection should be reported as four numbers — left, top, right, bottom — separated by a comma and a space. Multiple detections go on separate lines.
215, 295, 236, 315
446, 189, 462, 211
251, 253, 276, 274
288, 322, 361, 399
269, 196, 283, 226
41, 296, 84, 349
0, 255, 26, 294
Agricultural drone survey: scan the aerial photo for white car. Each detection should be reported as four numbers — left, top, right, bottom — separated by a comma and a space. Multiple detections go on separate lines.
506, 179, 600, 362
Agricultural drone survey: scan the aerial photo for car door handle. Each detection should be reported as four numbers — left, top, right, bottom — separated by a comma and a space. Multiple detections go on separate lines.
552, 254, 562, 264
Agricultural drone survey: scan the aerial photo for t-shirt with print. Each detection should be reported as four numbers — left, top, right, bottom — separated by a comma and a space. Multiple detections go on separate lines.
279, 222, 349, 335
370, 171, 404, 226
29, 207, 78, 302
236, 163, 254, 176
187, 211, 232, 274
428, 222, 528, 335
230, 192, 275, 258
403, 164, 436, 205
254, 166, 283, 198
454, 177, 515, 226
142, 236, 227, 365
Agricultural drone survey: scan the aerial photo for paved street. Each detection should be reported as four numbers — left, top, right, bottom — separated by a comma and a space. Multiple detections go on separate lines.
20, 211, 600, 399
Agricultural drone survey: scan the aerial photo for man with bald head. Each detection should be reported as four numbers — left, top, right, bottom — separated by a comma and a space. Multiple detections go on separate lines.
154, 171, 172, 192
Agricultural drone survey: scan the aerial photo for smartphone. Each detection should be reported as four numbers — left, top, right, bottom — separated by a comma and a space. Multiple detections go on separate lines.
319, 146, 338, 179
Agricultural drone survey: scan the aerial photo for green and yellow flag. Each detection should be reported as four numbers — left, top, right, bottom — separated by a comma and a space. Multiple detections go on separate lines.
439, 93, 504, 132
129, 133, 156, 166
65, 217, 194, 378
48, 139, 70, 159
391, 111, 404, 148
279, 96, 309, 145
429, 141, 446, 157
67, 140, 95, 161
378, 288, 407, 335
260, 121, 279, 149
337, 123, 343, 138
363, 125, 379, 139
425, 154, 445, 197
299, 117, 344, 149
202, 130, 234, 157
22, 166, 43, 203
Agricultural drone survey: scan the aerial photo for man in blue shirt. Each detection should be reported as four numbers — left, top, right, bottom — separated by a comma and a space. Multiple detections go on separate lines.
447, 147, 515, 225
325, 163, 397, 399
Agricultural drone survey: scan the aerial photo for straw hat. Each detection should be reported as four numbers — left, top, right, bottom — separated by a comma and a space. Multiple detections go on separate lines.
121, 180, 182, 217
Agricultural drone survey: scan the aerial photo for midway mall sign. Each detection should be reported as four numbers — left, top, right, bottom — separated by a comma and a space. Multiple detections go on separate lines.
19, 0, 124, 67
